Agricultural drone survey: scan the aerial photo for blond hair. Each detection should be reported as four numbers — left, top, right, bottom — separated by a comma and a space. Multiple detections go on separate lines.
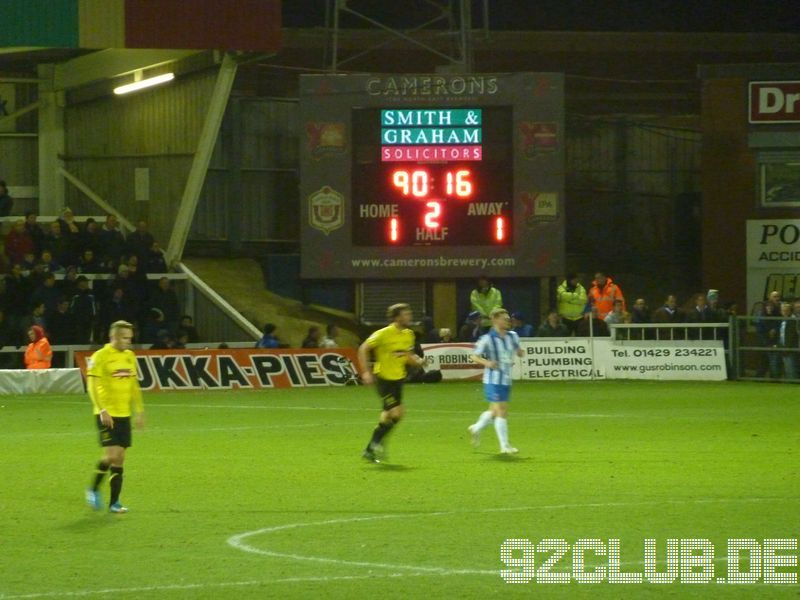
387, 303, 411, 320
109, 320, 134, 336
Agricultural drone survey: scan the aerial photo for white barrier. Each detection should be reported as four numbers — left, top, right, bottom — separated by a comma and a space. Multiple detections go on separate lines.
422, 338, 728, 382
0, 368, 85, 395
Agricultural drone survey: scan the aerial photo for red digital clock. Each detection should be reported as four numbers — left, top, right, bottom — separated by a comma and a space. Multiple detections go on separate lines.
351, 106, 513, 247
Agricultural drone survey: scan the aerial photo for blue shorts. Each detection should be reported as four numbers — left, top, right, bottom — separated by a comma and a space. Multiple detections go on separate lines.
484, 383, 511, 403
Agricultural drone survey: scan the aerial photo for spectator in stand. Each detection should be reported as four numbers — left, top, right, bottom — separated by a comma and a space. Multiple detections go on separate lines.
576, 307, 611, 337
420, 315, 439, 343
145, 241, 168, 273
794, 299, 800, 320
777, 302, 798, 380
685, 293, 716, 339
437, 327, 454, 342
97, 214, 126, 271
631, 298, 650, 324
28, 301, 47, 331
70, 275, 97, 344
458, 310, 482, 343
24, 210, 45, 255
175, 329, 189, 349
151, 329, 177, 350
0, 180, 13, 216
470, 276, 503, 331
5, 264, 30, 322
31, 273, 62, 314
57, 207, 81, 237
766, 290, 781, 314
78, 218, 102, 258
99, 288, 137, 336
256, 323, 282, 349
537, 310, 569, 337
59, 265, 80, 300
38, 249, 64, 275
588, 272, 625, 320
0, 309, 16, 368
20, 251, 36, 275
556, 273, 587, 334
124, 256, 148, 312
48, 299, 75, 345
5, 220, 33, 267
78, 249, 101, 273
45, 221, 73, 268
24, 326, 52, 370
320, 324, 338, 348
511, 312, 535, 337
150, 277, 180, 332
301, 325, 322, 348
652, 294, 683, 340
178, 315, 199, 343
127, 220, 155, 261
140, 308, 166, 346
604, 299, 627, 326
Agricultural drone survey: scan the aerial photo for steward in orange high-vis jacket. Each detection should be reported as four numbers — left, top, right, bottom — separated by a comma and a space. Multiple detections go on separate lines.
24, 325, 52, 369
587, 273, 625, 320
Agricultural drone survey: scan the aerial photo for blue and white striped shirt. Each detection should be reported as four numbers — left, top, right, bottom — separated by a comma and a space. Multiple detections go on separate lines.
474, 329, 520, 386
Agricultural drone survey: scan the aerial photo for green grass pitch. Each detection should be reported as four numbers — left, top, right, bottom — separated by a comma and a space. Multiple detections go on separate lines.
0, 381, 797, 599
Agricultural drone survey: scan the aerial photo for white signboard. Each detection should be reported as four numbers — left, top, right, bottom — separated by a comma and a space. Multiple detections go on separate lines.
746, 220, 800, 311
593, 341, 727, 381
421, 342, 483, 380
517, 338, 602, 380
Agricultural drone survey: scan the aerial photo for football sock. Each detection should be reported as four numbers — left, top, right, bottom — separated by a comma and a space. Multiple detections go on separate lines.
91, 461, 110, 492
494, 417, 510, 449
367, 420, 395, 450
109, 466, 124, 505
472, 410, 494, 432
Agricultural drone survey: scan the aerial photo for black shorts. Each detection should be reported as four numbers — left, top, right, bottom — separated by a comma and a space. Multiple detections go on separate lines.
96, 415, 132, 448
376, 377, 403, 411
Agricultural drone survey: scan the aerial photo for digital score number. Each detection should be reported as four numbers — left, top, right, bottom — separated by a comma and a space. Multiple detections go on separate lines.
351, 106, 513, 247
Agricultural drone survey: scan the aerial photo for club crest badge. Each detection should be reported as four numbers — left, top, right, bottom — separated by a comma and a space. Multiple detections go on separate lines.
306, 122, 346, 159
518, 122, 558, 158
309, 186, 344, 235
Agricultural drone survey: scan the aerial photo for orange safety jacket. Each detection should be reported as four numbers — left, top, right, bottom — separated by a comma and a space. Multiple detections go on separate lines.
25, 337, 52, 370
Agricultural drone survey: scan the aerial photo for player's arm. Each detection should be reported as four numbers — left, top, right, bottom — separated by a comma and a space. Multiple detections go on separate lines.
87, 357, 113, 428
358, 337, 377, 385
131, 361, 145, 429
471, 338, 497, 369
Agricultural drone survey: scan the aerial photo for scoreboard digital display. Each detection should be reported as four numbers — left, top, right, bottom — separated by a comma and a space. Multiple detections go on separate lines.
351, 106, 513, 247
299, 73, 564, 279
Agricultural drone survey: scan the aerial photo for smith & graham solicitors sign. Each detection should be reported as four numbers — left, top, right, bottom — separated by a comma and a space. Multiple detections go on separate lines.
749, 81, 800, 124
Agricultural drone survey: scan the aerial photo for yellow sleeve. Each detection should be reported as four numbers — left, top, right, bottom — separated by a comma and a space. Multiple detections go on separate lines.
130, 353, 144, 413
365, 327, 385, 348
87, 351, 109, 411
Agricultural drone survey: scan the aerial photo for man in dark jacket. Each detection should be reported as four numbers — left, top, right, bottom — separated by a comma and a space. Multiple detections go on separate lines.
69, 276, 96, 344
0, 180, 13, 216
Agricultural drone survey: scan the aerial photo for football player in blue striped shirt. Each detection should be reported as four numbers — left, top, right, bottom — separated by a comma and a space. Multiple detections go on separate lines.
468, 308, 524, 453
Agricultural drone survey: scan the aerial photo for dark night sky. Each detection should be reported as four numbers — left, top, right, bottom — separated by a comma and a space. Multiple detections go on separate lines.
283, 0, 800, 33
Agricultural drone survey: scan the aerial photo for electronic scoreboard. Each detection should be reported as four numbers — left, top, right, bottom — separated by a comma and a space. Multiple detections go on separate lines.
300, 73, 564, 279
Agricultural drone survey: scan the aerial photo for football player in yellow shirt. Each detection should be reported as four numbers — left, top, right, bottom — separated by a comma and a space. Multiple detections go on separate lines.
85, 320, 144, 513
358, 303, 423, 462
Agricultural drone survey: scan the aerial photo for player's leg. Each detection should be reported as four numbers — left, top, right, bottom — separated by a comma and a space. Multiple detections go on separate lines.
107, 446, 128, 511
490, 389, 517, 454
87, 416, 114, 509
467, 384, 496, 447
364, 381, 403, 461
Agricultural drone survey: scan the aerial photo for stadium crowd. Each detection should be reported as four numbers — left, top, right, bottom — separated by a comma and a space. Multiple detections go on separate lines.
0, 207, 196, 367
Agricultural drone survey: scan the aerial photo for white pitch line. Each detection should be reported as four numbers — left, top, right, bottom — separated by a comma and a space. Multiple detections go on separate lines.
0, 572, 437, 599
227, 497, 785, 576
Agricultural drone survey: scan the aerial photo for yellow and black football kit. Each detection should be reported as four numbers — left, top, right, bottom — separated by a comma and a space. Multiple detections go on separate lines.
87, 344, 143, 448
365, 324, 415, 410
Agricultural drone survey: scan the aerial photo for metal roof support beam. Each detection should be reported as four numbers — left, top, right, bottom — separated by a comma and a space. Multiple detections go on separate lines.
166, 53, 237, 265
